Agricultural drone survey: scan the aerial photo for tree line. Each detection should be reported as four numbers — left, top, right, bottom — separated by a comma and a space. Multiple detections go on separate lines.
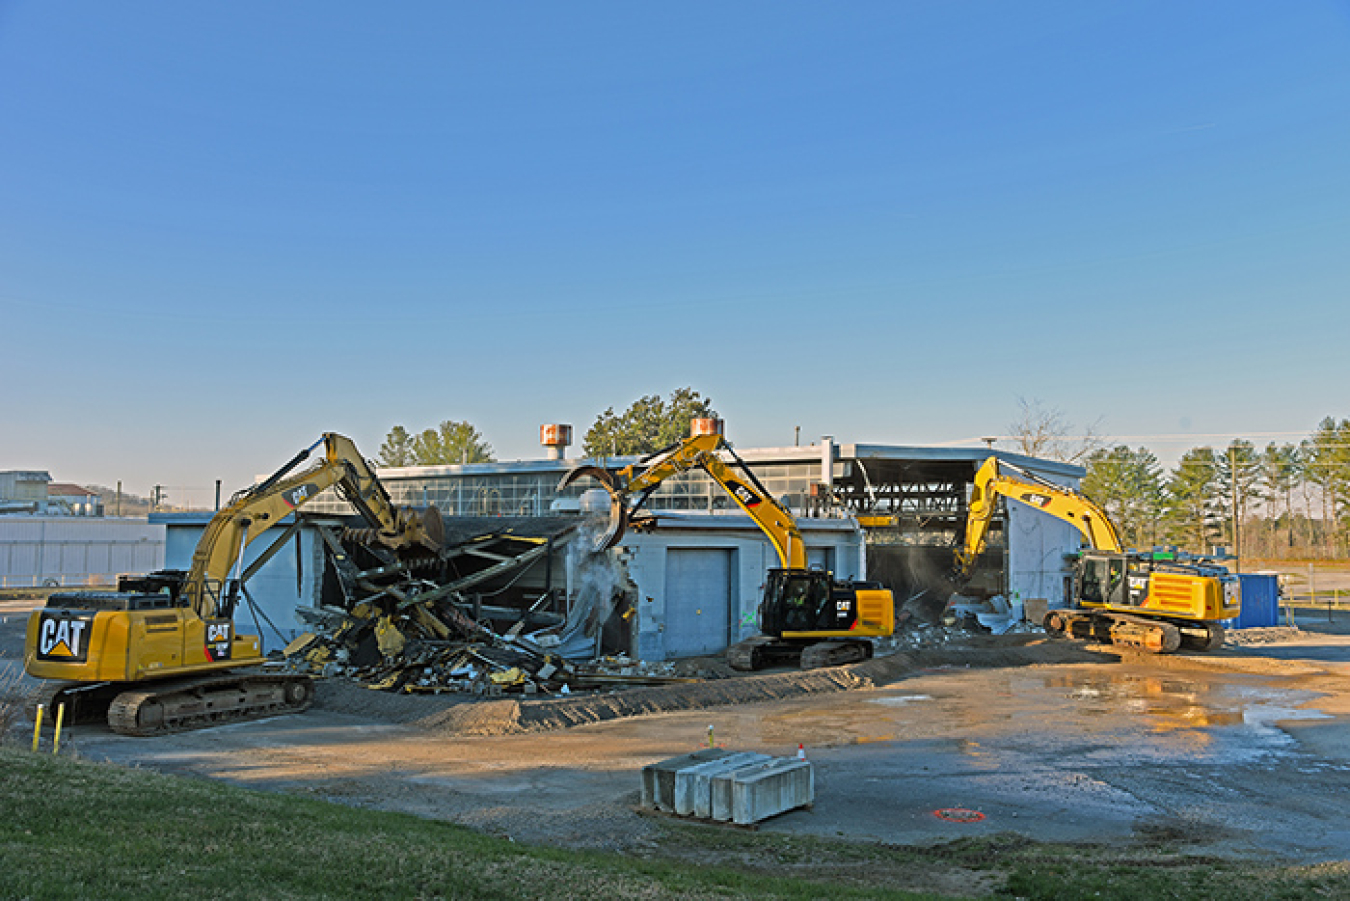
1075, 417, 1350, 561
374, 395, 1347, 562
374, 388, 717, 467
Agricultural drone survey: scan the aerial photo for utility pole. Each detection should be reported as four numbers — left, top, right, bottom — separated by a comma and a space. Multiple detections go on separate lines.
1229, 446, 1240, 573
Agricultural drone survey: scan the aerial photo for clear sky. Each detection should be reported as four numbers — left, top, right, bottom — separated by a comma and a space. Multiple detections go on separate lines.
3, 2, 1349, 507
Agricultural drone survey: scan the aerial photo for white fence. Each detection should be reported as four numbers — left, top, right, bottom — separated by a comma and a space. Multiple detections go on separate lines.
0, 517, 165, 588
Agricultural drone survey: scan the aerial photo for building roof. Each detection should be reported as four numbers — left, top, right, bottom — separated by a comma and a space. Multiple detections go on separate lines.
0, 470, 51, 482
48, 483, 97, 497
376, 442, 1085, 480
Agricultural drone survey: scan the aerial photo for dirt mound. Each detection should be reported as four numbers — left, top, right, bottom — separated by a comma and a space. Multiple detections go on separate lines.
313, 637, 1111, 737
415, 699, 525, 735
1224, 626, 1302, 646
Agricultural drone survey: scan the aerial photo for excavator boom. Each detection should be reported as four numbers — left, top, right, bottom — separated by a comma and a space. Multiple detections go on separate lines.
957, 456, 1122, 580
184, 433, 443, 618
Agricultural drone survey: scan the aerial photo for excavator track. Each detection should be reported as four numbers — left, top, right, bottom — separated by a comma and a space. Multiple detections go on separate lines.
727, 636, 778, 672
29, 681, 126, 726
1043, 608, 1202, 654
106, 671, 314, 737
1179, 622, 1226, 652
728, 636, 874, 671
798, 640, 872, 670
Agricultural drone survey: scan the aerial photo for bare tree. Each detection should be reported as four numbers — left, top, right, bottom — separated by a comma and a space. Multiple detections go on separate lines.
1006, 397, 1104, 463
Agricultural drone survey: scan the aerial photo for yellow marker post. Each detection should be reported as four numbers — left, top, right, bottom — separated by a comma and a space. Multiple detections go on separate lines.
32, 704, 44, 753
53, 704, 66, 755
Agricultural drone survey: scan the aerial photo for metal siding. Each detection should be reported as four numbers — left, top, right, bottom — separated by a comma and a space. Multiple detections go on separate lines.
663, 548, 733, 658
1006, 501, 1078, 610
0, 517, 165, 587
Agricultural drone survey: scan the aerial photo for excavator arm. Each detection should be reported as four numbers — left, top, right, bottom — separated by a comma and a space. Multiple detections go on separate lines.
955, 456, 1122, 580
183, 432, 443, 618
560, 430, 807, 569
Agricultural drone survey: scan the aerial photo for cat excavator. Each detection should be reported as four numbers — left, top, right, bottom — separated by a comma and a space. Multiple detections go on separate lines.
955, 456, 1240, 653
559, 421, 893, 671
25, 432, 443, 735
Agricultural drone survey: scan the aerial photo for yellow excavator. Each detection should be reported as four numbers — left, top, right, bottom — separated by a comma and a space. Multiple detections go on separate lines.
956, 456, 1240, 653
25, 432, 443, 735
560, 421, 894, 670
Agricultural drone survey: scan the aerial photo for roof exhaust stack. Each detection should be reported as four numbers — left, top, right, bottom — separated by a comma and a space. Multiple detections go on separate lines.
821, 435, 834, 492
540, 424, 573, 461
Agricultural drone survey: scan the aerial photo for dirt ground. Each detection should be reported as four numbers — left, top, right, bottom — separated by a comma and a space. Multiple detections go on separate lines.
6, 599, 1350, 897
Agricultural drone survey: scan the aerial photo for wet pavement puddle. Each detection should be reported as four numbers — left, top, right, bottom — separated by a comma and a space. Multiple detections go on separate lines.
845, 666, 1337, 768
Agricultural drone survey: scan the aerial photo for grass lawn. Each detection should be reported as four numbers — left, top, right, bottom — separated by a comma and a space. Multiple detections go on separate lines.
4, 746, 1350, 900
0, 745, 951, 901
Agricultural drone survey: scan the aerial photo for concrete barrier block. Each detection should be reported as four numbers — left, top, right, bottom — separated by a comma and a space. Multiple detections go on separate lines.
716, 758, 814, 825
709, 760, 771, 823
641, 749, 735, 811
673, 752, 772, 817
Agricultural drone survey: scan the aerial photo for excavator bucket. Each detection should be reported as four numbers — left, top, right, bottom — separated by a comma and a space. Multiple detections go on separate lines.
558, 465, 628, 552
352, 505, 445, 556
401, 504, 445, 555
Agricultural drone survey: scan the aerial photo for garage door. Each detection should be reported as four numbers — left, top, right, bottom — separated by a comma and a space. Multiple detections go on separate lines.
663, 548, 732, 658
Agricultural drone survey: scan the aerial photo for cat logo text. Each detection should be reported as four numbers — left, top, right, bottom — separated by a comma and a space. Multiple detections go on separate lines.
205, 620, 233, 661
36, 613, 94, 663
725, 480, 762, 507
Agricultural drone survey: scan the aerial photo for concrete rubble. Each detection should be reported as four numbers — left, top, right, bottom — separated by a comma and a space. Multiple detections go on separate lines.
283, 600, 694, 696
274, 517, 1044, 695
278, 521, 692, 696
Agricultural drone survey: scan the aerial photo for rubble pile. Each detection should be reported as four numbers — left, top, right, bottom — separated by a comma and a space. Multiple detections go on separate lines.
880, 617, 1044, 652
284, 596, 696, 697
279, 521, 693, 696
284, 599, 568, 696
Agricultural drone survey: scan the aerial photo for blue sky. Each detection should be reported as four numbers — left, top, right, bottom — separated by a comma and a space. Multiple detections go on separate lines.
2, 2, 1349, 506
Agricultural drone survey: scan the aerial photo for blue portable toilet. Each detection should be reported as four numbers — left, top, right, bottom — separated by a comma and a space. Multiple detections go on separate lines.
1228, 573, 1280, 629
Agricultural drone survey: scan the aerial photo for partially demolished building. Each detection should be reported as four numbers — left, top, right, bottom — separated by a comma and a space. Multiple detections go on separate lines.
154, 435, 1082, 668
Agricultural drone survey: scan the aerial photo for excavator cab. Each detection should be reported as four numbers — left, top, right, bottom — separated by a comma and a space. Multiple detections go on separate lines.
1076, 553, 1132, 607
759, 569, 890, 637
761, 570, 834, 634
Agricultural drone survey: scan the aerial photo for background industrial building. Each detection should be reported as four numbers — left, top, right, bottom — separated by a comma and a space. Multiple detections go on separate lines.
0, 469, 163, 588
